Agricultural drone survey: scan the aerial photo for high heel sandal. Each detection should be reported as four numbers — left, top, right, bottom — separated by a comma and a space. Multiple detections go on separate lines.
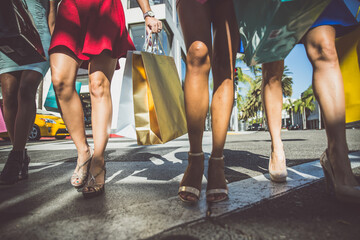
71, 148, 93, 189
320, 149, 360, 204
178, 152, 204, 203
0, 150, 24, 185
268, 152, 287, 183
19, 149, 30, 180
206, 155, 228, 203
82, 166, 106, 199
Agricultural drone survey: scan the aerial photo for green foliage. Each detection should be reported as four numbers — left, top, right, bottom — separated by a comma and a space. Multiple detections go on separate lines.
294, 85, 315, 114
239, 62, 293, 121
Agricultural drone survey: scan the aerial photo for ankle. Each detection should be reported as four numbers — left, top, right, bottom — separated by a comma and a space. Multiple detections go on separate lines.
189, 152, 204, 156
271, 142, 284, 153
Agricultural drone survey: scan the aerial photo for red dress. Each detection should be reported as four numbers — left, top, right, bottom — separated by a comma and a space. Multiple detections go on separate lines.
49, 0, 135, 69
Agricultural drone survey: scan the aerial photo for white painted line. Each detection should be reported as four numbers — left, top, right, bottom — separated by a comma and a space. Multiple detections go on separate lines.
105, 170, 123, 183
29, 162, 64, 174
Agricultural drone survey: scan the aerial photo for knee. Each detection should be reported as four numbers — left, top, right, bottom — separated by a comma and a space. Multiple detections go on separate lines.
18, 84, 37, 103
51, 74, 73, 100
307, 40, 338, 67
2, 90, 18, 109
89, 77, 110, 99
187, 41, 210, 70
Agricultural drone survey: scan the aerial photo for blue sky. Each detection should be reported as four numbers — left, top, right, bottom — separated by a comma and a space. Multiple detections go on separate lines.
284, 45, 313, 99
235, 45, 314, 100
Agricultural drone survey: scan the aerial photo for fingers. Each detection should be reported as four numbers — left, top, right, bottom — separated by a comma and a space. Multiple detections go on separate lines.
157, 21, 162, 33
146, 18, 163, 34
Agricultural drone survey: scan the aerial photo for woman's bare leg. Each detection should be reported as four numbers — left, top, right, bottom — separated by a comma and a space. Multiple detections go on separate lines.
15, 71, 43, 150
0, 72, 21, 144
261, 61, 287, 178
177, 0, 212, 202
50, 48, 92, 181
207, 0, 239, 201
86, 50, 117, 183
0, 70, 42, 183
303, 25, 357, 186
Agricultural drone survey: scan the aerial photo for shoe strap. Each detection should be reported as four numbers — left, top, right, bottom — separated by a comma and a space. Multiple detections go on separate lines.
178, 186, 200, 198
206, 188, 228, 196
188, 152, 204, 157
77, 148, 94, 169
88, 167, 106, 184
93, 167, 106, 179
209, 155, 224, 161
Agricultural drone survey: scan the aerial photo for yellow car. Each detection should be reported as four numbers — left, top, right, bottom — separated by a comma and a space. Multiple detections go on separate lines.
0, 109, 69, 141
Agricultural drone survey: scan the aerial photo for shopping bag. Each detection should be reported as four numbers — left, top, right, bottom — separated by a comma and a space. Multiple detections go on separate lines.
335, 25, 360, 123
44, 82, 82, 112
234, 0, 331, 66
114, 39, 187, 145
0, 0, 46, 65
112, 52, 137, 139
0, 107, 7, 133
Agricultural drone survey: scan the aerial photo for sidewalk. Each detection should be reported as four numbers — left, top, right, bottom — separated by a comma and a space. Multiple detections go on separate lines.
148, 167, 360, 240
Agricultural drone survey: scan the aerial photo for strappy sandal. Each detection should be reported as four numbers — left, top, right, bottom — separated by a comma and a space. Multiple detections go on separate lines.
206, 155, 228, 203
178, 152, 204, 203
82, 167, 106, 199
71, 148, 93, 189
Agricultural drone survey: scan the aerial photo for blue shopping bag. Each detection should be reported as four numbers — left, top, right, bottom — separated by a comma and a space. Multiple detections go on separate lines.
44, 82, 82, 112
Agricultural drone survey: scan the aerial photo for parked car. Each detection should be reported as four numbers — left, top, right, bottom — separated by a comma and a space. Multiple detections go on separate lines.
287, 124, 300, 130
247, 123, 265, 131
0, 109, 69, 141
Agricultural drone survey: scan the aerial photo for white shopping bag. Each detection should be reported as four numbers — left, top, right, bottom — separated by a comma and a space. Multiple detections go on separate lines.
110, 52, 136, 139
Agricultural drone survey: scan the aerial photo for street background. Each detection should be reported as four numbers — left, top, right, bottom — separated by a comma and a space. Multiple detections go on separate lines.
0, 129, 359, 240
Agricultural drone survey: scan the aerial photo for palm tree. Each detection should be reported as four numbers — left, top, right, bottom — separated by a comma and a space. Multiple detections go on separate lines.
283, 98, 294, 126
239, 75, 262, 121
240, 64, 293, 123
281, 66, 293, 98
239, 54, 261, 77
294, 85, 316, 129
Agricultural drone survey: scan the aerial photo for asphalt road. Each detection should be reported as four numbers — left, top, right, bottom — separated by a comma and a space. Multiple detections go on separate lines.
0, 129, 359, 240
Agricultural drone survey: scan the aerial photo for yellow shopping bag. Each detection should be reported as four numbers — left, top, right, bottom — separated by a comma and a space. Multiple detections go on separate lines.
336, 25, 360, 123
131, 51, 187, 145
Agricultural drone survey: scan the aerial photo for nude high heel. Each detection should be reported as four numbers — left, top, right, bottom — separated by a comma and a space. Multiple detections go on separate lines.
268, 152, 287, 183
320, 149, 360, 204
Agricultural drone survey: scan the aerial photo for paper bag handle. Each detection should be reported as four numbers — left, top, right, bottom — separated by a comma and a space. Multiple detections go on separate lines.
143, 32, 165, 55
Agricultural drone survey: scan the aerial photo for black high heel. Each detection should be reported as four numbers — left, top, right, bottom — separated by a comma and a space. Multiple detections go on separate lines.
320, 150, 360, 204
0, 150, 24, 185
19, 149, 30, 180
